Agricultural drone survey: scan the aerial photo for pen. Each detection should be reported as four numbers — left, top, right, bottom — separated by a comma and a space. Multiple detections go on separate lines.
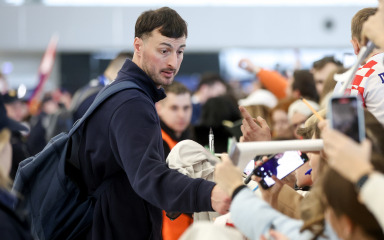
305, 168, 312, 175
301, 97, 324, 121
209, 127, 215, 154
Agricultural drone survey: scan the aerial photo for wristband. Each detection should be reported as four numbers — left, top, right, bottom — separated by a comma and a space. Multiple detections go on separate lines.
232, 185, 247, 199
355, 173, 370, 193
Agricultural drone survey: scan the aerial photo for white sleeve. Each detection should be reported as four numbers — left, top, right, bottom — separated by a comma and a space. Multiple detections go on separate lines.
360, 172, 384, 231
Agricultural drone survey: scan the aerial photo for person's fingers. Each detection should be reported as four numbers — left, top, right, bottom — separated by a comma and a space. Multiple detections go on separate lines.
317, 119, 328, 131
256, 116, 270, 129
220, 154, 231, 164
239, 106, 254, 124
271, 175, 283, 187
251, 175, 262, 182
269, 229, 289, 240
259, 235, 267, 240
361, 139, 372, 159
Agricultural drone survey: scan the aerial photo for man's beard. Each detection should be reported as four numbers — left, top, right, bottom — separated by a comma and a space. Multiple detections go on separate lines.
143, 64, 176, 87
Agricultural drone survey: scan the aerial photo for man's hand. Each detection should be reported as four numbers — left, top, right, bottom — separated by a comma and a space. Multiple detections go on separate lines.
239, 106, 271, 142
214, 154, 244, 196
211, 185, 232, 215
213, 154, 244, 214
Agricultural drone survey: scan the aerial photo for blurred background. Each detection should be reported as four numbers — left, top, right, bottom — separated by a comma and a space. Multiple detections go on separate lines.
0, 0, 377, 94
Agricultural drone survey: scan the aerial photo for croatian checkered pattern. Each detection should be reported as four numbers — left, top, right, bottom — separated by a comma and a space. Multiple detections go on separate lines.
345, 52, 384, 125
347, 59, 378, 107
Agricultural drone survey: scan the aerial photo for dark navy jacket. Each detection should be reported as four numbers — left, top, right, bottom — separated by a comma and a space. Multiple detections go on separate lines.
78, 59, 215, 240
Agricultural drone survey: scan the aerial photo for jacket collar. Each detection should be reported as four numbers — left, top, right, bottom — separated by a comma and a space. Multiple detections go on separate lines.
115, 59, 166, 103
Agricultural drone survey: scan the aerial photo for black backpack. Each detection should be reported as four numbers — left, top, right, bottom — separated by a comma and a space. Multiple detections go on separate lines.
13, 81, 141, 240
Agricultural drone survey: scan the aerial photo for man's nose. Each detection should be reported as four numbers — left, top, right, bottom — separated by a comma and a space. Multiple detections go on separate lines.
167, 52, 178, 69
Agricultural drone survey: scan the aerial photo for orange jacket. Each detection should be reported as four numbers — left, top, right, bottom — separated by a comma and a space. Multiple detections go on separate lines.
258, 69, 288, 99
161, 129, 193, 240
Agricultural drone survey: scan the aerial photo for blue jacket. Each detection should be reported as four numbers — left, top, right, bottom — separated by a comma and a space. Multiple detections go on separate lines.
78, 59, 215, 240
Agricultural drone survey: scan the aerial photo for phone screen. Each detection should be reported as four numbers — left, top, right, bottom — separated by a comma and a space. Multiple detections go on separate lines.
253, 151, 307, 189
329, 96, 364, 143
243, 160, 255, 175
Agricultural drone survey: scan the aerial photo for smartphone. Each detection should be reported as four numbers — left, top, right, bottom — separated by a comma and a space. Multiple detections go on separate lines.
253, 151, 308, 189
328, 95, 365, 143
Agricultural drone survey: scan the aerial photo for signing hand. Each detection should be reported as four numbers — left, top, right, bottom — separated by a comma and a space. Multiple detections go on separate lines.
214, 154, 244, 197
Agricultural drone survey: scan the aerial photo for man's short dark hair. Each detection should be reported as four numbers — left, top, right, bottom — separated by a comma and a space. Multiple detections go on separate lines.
196, 73, 226, 91
163, 81, 190, 95
292, 70, 319, 102
312, 56, 342, 71
135, 7, 188, 39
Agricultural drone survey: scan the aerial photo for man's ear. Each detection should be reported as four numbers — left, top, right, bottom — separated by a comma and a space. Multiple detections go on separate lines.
133, 37, 143, 56
351, 38, 361, 55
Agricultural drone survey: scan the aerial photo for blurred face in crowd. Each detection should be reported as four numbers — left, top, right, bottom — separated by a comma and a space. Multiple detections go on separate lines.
271, 109, 293, 139
5, 101, 28, 122
290, 112, 308, 139
204, 82, 227, 101
156, 92, 192, 138
134, 28, 186, 88
312, 63, 338, 96
42, 99, 59, 115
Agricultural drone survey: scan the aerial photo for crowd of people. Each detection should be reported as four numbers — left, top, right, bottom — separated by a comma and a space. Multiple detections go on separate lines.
0, 3, 383, 240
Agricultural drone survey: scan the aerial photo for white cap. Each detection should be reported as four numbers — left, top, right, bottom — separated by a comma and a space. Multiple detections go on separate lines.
288, 99, 320, 121
238, 89, 277, 109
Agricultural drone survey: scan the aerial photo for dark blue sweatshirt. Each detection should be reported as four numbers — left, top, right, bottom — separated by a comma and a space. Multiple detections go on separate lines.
78, 59, 215, 240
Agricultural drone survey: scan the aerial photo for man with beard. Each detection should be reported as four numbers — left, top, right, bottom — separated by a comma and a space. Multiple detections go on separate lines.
76, 7, 230, 240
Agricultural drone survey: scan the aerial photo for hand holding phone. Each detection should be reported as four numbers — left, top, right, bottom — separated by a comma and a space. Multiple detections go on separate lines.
327, 95, 365, 143
252, 151, 307, 189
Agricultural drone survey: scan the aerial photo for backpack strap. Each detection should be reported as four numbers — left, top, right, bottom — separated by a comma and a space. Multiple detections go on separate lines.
68, 81, 141, 137
66, 81, 141, 170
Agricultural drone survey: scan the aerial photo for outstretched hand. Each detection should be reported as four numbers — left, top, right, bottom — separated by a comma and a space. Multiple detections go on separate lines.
214, 154, 244, 196
213, 154, 244, 214
238, 58, 261, 74
239, 106, 272, 142
211, 185, 232, 215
